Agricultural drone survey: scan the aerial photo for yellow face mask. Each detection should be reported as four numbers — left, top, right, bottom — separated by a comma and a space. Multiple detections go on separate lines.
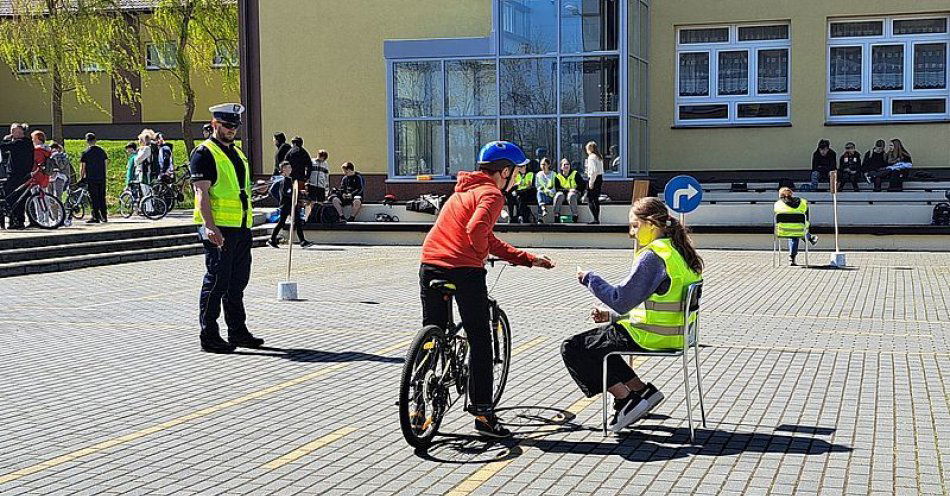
631, 220, 658, 246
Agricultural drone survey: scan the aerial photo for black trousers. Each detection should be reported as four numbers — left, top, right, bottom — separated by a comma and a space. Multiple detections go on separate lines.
271, 204, 307, 243
588, 175, 603, 222
836, 170, 860, 192
4, 172, 28, 226
199, 227, 252, 340
561, 323, 643, 397
419, 264, 494, 413
514, 188, 536, 223
87, 181, 107, 221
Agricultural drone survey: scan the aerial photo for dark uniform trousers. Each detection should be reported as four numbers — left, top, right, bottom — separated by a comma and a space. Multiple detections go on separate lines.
199, 226, 252, 339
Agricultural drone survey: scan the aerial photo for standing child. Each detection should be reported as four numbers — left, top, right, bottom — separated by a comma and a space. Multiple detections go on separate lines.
124, 142, 140, 199
268, 161, 312, 249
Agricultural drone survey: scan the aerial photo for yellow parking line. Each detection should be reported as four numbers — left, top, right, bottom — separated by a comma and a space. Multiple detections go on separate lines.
510, 336, 547, 355
261, 427, 358, 470
0, 340, 409, 485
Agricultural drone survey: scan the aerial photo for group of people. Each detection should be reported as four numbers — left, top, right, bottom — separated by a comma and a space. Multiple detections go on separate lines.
507, 140, 606, 225
810, 137, 913, 192
122, 128, 178, 206
0, 124, 109, 227
266, 132, 366, 248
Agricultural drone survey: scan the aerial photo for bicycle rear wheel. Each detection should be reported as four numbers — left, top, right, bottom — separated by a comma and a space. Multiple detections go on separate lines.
140, 194, 169, 220
68, 193, 86, 220
154, 183, 178, 211
118, 192, 134, 218
491, 307, 512, 407
25, 193, 65, 229
399, 325, 450, 450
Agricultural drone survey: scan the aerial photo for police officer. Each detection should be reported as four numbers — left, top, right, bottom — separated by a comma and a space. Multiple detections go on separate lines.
191, 103, 265, 353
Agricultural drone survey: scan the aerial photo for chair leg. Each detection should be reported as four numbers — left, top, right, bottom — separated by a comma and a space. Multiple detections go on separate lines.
805, 236, 810, 268
772, 236, 778, 267
693, 343, 707, 428
602, 355, 610, 436
681, 350, 695, 443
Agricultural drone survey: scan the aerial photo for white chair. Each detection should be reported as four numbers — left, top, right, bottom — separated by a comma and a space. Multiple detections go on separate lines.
772, 212, 810, 267
601, 282, 707, 442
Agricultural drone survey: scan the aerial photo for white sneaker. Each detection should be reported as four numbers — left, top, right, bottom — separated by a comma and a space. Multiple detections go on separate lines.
609, 392, 646, 433
627, 383, 665, 423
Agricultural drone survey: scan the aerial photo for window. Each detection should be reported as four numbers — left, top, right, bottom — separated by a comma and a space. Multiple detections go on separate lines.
17, 55, 47, 74
827, 16, 950, 122
394, 120, 444, 177
393, 61, 442, 118
212, 43, 239, 68
500, 58, 558, 115
146, 42, 177, 70
560, 0, 619, 53
560, 56, 620, 113
501, 0, 558, 55
446, 60, 497, 117
675, 23, 790, 125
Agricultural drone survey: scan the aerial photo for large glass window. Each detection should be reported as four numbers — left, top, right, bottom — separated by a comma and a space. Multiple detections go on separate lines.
500, 58, 558, 115
560, 0, 618, 53
446, 60, 497, 116
447, 120, 498, 176
675, 23, 790, 125
560, 56, 619, 113
394, 120, 444, 177
394, 61, 443, 118
501, 0, 558, 55
500, 118, 557, 163
560, 117, 620, 172
827, 16, 950, 122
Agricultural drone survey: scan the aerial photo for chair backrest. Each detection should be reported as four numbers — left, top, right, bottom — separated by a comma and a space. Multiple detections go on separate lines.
682, 281, 703, 348
774, 212, 808, 239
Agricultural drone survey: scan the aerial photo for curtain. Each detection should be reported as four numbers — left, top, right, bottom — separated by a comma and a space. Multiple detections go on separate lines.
914, 43, 947, 90
871, 45, 903, 91
830, 46, 862, 92
679, 28, 727, 44
758, 49, 788, 94
679, 52, 709, 96
718, 51, 748, 95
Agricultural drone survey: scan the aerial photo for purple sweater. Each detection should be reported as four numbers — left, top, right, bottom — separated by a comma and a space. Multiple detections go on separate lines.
582, 250, 670, 316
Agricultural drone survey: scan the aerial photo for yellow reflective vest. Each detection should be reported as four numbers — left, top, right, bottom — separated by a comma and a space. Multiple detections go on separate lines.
515, 171, 534, 191
193, 139, 253, 228
617, 238, 703, 351
773, 198, 809, 238
555, 170, 578, 190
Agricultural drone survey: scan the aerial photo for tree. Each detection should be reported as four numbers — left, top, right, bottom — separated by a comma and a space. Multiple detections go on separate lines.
0, 0, 140, 141
145, 0, 238, 154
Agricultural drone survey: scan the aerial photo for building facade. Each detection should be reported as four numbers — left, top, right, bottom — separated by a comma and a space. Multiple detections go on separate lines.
248, 0, 950, 198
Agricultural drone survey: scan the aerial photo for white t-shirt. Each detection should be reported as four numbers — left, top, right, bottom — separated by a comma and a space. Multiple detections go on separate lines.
585, 154, 604, 179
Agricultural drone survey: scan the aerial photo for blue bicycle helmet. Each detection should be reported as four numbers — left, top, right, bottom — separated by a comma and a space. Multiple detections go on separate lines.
477, 141, 530, 171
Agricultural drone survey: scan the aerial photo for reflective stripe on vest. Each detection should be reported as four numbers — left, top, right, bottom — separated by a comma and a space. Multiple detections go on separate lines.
516, 171, 534, 191
193, 140, 253, 228
616, 238, 703, 351
555, 170, 577, 190
773, 198, 809, 238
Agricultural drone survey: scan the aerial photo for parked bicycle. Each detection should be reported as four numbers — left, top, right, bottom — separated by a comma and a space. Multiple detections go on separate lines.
151, 164, 191, 211
398, 258, 512, 449
0, 170, 66, 229
117, 183, 169, 220
64, 182, 90, 221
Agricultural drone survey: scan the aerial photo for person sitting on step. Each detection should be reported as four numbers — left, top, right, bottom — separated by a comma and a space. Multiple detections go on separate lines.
553, 158, 580, 223
534, 157, 556, 223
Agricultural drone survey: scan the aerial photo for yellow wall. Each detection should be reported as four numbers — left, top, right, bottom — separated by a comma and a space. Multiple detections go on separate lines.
650, 0, 950, 171
140, 68, 238, 123
0, 67, 112, 124
257, 0, 492, 176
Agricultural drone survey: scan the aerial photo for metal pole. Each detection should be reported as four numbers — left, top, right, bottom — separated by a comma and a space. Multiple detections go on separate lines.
286, 185, 297, 281
832, 182, 840, 253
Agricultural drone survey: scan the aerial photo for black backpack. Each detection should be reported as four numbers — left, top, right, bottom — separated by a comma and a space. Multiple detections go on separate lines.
932, 203, 950, 226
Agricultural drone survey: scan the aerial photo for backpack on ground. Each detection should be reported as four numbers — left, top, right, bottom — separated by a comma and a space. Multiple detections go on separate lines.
406, 194, 446, 215
932, 202, 950, 226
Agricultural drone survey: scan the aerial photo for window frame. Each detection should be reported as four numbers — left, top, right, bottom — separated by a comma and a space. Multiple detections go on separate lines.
145, 42, 178, 71
674, 22, 792, 126
826, 14, 950, 123
16, 55, 48, 74
211, 43, 239, 69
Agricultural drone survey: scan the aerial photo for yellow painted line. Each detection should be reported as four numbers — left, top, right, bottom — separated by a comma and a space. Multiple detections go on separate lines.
705, 311, 950, 325
510, 336, 547, 356
446, 394, 599, 496
261, 427, 357, 470
0, 340, 409, 485
716, 344, 950, 356
819, 330, 934, 338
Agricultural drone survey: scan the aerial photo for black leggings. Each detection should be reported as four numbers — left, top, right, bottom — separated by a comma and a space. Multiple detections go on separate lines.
588, 175, 603, 222
271, 205, 307, 243
561, 323, 643, 397
419, 264, 494, 414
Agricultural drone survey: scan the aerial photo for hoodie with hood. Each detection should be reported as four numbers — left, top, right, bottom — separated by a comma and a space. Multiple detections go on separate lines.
421, 170, 536, 269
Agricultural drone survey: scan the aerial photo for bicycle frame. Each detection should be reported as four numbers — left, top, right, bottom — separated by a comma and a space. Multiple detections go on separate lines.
438, 290, 504, 413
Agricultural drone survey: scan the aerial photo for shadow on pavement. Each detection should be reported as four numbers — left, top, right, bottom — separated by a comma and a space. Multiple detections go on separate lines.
233, 346, 403, 364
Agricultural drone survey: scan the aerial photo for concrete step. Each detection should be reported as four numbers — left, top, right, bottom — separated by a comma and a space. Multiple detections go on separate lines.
0, 232, 201, 264
0, 234, 271, 278
0, 223, 198, 251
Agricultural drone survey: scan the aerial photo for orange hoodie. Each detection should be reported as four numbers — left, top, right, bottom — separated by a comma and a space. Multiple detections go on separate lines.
421, 171, 535, 269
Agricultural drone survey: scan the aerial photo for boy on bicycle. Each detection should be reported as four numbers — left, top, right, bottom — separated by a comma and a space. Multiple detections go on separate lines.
419, 141, 555, 438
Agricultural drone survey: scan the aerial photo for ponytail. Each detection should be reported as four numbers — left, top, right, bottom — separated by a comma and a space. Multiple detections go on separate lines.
633, 197, 704, 274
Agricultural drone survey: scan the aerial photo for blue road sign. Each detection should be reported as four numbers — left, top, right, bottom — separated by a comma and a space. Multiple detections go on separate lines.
664, 175, 703, 214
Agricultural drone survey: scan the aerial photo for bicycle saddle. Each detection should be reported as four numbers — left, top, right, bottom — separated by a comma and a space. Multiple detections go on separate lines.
428, 280, 456, 295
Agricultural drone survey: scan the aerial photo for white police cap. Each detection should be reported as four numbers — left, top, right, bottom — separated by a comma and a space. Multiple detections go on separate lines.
209, 103, 245, 124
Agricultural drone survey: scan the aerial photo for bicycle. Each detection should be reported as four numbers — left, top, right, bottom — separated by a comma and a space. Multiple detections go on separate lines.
0, 170, 66, 229
398, 258, 512, 449
64, 182, 90, 221
117, 182, 169, 220
151, 165, 191, 211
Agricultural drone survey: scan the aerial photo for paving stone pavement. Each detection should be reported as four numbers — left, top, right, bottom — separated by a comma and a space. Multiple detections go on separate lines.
0, 246, 948, 495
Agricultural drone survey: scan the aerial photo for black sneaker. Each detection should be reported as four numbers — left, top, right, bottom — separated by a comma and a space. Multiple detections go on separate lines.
474, 414, 512, 438
200, 335, 236, 354
300, 240, 313, 248
789, 257, 798, 266
86, 218, 100, 224
609, 390, 644, 433
808, 235, 819, 246
347, 216, 356, 222
627, 383, 665, 423
229, 333, 264, 349
267, 239, 280, 249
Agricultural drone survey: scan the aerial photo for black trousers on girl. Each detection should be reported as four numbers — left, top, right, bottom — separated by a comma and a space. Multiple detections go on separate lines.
588, 175, 603, 222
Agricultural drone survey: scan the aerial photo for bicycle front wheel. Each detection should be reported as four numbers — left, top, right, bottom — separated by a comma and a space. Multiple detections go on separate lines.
118, 192, 134, 218
491, 307, 513, 407
153, 183, 177, 211
399, 325, 450, 450
26, 193, 65, 229
140, 195, 169, 220
69, 193, 86, 220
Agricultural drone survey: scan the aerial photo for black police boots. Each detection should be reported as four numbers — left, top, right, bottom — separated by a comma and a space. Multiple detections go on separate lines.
200, 334, 237, 354
229, 332, 265, 349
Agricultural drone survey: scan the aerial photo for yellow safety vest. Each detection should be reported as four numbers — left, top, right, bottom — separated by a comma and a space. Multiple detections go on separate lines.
555, 170, 578, 190
536, 172, 556, 195
617, 238, 703, 351
515, 171, 534, 191
193, 139, 253, 228
773, 198, 809, 238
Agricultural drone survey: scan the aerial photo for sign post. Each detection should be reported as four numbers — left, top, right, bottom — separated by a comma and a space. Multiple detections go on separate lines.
829, 171, 847, 267
278, 186, 299, 300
